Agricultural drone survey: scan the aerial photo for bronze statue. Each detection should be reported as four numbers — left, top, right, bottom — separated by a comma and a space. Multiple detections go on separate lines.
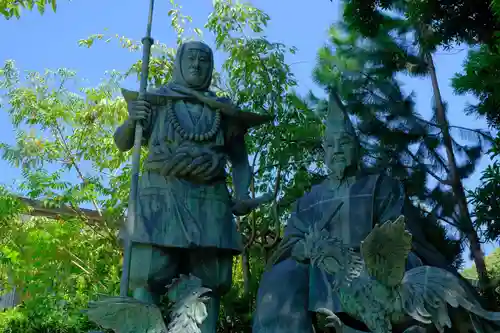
113, 41, 272, 333
300, 216, 500, 333
252, 89, 485, 333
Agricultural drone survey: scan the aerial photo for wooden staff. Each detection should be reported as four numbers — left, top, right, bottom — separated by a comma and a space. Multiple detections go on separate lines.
119, 0, 156, 297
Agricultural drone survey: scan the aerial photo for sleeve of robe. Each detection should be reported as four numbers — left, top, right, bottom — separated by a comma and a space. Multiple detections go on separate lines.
265, 200, 311, 269
141, 106, 156, 146
372, 174, 406, 225
217, 96, 243, 141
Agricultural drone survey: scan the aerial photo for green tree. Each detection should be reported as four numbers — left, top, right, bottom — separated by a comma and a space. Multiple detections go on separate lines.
468, 139, 500, 242
451, 44, 500, 244
1, 0, 60, 19
462, 248, 500, 304
313, 5, 496, 304
338, 0, 500, 48
311, 22, 473, 268
345, 0, 499, 305
336, 0, 500, 272
453, 46, 500, 129
0, 188, 120, 332
439, 0, 500, 254
0, 0, 323, 331
0, 57, 126, 331
462, 248, 500, 281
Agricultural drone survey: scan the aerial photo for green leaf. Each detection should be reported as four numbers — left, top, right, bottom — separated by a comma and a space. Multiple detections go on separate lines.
36, 0, 45, 14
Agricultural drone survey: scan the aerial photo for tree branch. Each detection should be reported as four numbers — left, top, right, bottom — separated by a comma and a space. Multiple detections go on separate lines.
18, 196, 103, 223
405, 148, 451, 185
52, 122, 102, 216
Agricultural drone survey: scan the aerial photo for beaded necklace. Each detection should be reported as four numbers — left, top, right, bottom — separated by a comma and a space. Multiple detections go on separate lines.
166, 99, 221, 142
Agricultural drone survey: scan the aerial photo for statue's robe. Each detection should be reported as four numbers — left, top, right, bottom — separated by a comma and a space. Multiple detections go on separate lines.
121, 43, 268, 285
121, 43, 269, 254
122, 84, 248, 304
252, 173, 480, 333
121, 87, 270, 254
131, 86, 243, 252
119, 41, 271, 333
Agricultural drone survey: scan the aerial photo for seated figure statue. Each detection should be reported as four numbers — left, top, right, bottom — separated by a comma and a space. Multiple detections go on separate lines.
252, 90, 483, 333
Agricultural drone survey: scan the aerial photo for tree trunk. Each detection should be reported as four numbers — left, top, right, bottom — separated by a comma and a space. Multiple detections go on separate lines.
241, 248, 251, 295
426, 53, 497, 309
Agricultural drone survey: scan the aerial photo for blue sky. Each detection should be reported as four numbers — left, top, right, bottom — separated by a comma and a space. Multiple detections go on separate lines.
0, 0, 495, 266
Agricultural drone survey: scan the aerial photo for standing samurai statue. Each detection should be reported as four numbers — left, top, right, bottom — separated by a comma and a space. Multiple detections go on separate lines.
114, 41, 272, 333
252, 89, 483, 333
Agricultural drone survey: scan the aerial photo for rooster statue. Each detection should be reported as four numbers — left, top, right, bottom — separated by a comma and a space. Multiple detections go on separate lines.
296, 215, 500, 333
85, 274, 211, 333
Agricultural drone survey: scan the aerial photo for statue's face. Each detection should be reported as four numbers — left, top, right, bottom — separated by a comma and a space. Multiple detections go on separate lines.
323, 132, 357, 180
181, 46, 212, 88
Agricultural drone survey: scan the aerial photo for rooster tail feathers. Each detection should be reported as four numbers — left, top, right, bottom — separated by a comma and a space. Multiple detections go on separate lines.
470, 314, 500, 333
402, 266, 500, 332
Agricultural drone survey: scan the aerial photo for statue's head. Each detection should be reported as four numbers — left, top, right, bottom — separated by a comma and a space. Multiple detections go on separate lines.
323, 90, 361, 180
173, 41, 214, 91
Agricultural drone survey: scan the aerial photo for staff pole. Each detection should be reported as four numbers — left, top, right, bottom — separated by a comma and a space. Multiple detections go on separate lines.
119, 0, 156, 297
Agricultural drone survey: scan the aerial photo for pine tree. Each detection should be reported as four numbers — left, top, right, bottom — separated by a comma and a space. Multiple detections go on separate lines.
454, 46, 500, 244
325, 2, 498, 307
340, 0, 500, 47
311, 12, 494, 297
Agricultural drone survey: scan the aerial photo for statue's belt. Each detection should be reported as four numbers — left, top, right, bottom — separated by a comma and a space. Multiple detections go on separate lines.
142, 159, 226, 185
143, 158, 223, 171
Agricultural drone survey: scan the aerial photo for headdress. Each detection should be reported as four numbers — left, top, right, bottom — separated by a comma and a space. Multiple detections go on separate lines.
323, 89, 362, 175
324, 89, 357, 142
172, 41, 214, 91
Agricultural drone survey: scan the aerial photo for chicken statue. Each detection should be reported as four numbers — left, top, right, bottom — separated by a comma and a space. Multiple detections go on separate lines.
296, 215, 500, 333
85, 274, 211, 333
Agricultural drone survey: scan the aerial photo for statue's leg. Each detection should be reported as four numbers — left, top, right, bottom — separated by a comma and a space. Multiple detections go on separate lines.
189, 248, 234, 333
129, 243, 180, 304
253, 258, 314, 333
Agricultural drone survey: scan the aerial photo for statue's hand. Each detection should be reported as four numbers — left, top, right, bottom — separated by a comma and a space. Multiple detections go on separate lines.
161, 144, 205, 177
160, 152, 190, 177
176, 154, 212, 177
163, 144, 223, 182
232, 192, 274, 216
291, 240, 309, 263
128, 99, 151, 125
316, 308, 344, 333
